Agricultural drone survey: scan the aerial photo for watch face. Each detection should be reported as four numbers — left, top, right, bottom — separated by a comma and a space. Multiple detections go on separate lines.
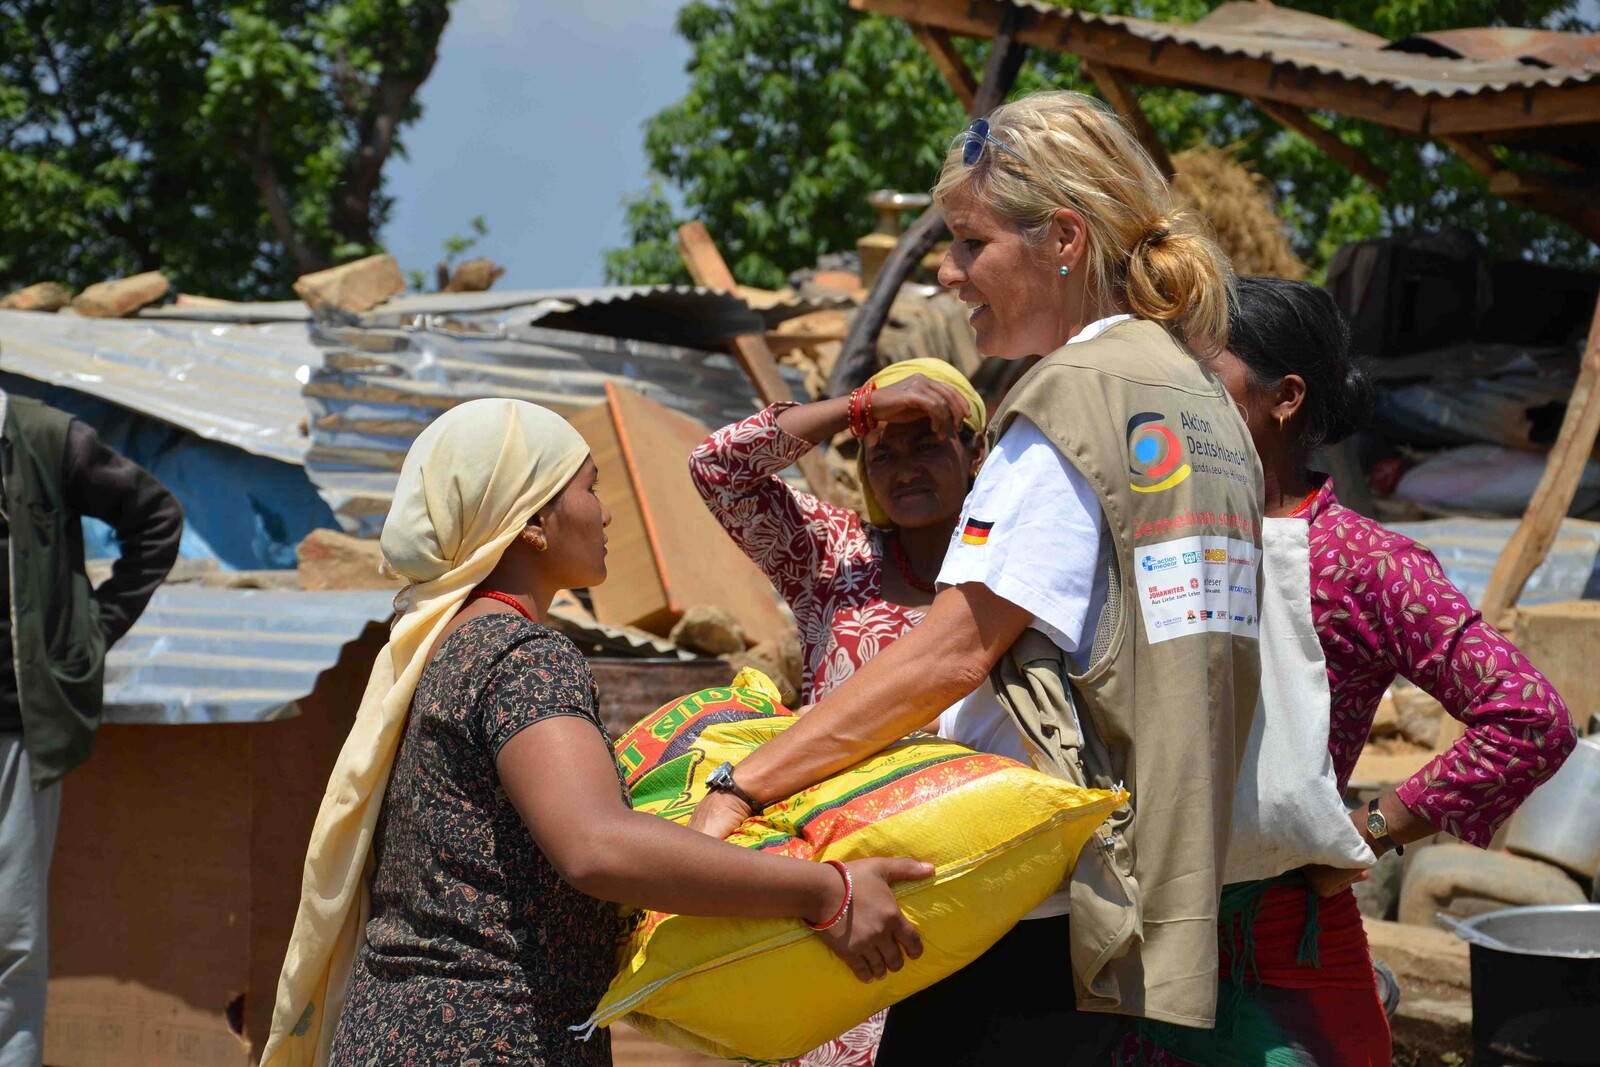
1367, 811, 1386, 837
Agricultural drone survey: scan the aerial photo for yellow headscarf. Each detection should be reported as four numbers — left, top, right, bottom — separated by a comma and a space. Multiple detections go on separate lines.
261, 398, 589, 1067
857, 358, 986, 527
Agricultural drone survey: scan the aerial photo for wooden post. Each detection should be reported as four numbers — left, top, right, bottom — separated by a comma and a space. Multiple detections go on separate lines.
1249, 97, 1389, 191
909, 23, 977, 111
1481, 292, 1600, 622
1083, 62, 1175, 180
676, 222, 834, 498
826, 6, 1029, 397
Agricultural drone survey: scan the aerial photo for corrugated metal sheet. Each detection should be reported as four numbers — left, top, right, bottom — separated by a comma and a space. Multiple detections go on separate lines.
304, 319, 798, 536
0, 310, 315, 465
103, 586, 392, 724
104, 586, 692, 725
944, 0, 1600, 97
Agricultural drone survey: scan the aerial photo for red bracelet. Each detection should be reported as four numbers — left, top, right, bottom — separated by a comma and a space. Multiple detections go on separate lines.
848, 382, 879, 439
806, 859, 853, 931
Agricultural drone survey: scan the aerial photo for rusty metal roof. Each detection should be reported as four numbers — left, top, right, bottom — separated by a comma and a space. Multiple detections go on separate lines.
1019, 0, 1597, 94
858, 0, 1600, 139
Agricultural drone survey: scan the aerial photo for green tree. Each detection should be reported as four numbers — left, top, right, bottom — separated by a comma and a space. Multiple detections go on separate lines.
0, 0, 454, 299
606, 0, 1596, 289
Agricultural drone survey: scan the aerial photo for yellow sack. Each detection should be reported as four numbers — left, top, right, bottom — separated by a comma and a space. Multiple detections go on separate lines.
584, 671, 1125, 1062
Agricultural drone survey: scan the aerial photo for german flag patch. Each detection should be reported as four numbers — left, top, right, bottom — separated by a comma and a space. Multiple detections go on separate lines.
960, 518, 994, 545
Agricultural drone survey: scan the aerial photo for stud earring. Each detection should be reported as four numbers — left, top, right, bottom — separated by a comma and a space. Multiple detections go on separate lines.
520, 528, 548, 552
1058, 265, 1071, 276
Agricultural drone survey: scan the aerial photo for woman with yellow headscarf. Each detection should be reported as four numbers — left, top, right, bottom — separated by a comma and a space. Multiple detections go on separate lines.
262, 398, 930, 1067
689, 359, 985, 1067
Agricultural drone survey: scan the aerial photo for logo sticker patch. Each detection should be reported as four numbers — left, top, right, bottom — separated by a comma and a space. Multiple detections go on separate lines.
1126, 412, 1193, 494
961, 518, 994, 545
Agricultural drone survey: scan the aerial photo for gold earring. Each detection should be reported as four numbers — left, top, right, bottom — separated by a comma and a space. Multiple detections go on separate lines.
1276, 414, 1286, 431
521, 529, 548, 552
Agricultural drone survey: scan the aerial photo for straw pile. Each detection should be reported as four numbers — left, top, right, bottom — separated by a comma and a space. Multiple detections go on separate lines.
1172, 146, 1305, 280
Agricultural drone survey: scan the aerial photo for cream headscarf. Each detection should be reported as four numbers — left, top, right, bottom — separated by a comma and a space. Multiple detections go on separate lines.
261, 398, 589, 1067
857, 357, 987, 527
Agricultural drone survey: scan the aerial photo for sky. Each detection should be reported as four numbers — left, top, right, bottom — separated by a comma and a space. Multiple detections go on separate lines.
379, 1, 692, 291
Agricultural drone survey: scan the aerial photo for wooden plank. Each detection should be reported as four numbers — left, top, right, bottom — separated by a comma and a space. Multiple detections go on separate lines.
1426, 82, 1600, 137
1249, 96, 1389, 190
1084, 62, 1175, 180
910, 22, 977, 111
1481, 291, 1600, 623
675, 221, 833, 497
826, 4, 1029, 396
569, 400, 671, 633
604, 382, 790, 647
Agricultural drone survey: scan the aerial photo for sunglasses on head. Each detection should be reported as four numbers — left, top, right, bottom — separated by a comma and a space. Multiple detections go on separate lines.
962, 118, 1029, 167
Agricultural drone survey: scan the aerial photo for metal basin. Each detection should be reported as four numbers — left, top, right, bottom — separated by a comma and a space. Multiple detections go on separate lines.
1457, 904, 1600, 1065
1504, 735, 1600, 880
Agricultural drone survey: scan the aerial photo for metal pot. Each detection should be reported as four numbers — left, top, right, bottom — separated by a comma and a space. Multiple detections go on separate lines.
1454, 904, 1600, 1065
1504, 735, 1600, 880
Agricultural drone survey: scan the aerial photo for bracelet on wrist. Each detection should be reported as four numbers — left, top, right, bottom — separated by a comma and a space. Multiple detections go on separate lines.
806, 859, 853, 932
848, 382, 879, 440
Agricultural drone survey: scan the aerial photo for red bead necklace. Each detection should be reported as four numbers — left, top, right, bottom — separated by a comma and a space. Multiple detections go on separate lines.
888, 530, 938, 594
468, 590, 537, 622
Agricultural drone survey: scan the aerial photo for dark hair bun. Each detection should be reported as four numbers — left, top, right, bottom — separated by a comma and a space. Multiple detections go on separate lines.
1227, 276, 1373, 450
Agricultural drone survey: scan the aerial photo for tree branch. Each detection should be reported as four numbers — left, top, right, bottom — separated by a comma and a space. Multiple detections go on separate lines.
231, 110, 320, 276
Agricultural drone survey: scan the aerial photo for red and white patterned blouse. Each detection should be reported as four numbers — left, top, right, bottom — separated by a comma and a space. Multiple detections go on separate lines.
1305, 478, 1575, 846
690, 404, 925, 703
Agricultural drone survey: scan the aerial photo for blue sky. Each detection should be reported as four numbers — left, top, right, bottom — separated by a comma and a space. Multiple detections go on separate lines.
380, 1, 692, 290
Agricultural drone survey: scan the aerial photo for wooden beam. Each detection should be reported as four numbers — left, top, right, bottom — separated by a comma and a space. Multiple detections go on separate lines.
1250, 96, 1389, 191
1481, 293, 1600, 623
909, 23, 977, 111
1443, 135, 1600, 245
826, 5, 1029, 397
1083, 62, 1175, 180
676, 222, 834, 498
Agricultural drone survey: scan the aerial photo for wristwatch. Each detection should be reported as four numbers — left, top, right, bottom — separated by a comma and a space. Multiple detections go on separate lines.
1366, 797, 1403, 857
706, 762, 760, 811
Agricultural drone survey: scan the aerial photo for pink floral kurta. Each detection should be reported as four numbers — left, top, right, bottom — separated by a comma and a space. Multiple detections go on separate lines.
690, 405, 923, 703
691, 404, 920, 1067
1305, 479, 1575, 844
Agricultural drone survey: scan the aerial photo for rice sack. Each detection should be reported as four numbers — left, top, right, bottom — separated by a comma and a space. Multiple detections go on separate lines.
584, 670, 1126, 1061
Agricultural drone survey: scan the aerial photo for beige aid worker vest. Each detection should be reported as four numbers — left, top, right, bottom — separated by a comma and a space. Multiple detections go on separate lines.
987, 318, 1263, 1029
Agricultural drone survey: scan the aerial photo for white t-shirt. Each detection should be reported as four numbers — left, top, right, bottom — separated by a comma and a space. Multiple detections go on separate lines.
935, 316, 1130, 918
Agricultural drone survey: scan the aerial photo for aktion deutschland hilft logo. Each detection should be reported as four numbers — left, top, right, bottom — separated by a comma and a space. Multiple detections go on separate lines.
1126, 411, 1192, 493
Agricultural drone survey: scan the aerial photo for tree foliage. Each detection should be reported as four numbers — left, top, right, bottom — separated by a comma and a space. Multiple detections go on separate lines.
0, 0, 453, 299
605, 0, 1597, 289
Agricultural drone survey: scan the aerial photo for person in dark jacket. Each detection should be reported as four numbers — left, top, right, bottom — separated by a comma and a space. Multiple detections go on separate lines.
0, 392, 182, 1067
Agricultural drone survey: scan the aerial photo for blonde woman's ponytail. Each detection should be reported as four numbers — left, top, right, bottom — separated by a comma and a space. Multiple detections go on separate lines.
1124, 208, 1234, 354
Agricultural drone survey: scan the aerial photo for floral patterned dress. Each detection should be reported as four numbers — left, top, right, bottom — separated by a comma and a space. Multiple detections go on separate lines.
1123, 477, 1576, 1066
691, 405, 922, 1067
329, 614, 630, 1067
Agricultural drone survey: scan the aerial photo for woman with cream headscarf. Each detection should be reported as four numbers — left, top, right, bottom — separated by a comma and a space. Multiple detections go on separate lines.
262, 399, 931, 1067
690, 360, 984, 1067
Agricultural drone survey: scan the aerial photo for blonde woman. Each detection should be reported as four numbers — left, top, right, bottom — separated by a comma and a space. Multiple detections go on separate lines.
691, 91, 1263, 1064
261, 400, 931, 1067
